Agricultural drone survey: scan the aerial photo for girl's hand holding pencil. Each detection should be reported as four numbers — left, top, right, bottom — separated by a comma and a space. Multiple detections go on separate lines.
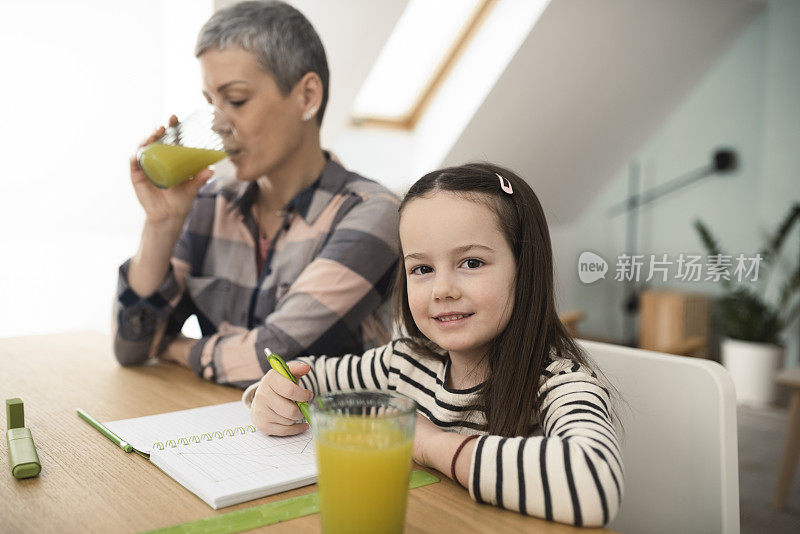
250, 356, 313, 436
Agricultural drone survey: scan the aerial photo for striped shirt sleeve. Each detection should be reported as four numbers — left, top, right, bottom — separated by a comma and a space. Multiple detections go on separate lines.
241, 341, 395, 407
293, 341, 396, 396
468, 361, 623, 527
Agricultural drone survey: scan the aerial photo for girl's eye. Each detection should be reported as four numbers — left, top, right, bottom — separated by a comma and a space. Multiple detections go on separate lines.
230, 100, 246, 108
461, 259, 484, 269
410, 265, 433, 275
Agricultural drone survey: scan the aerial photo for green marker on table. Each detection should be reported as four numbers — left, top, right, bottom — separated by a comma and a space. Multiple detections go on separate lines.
6, 398, 41, 479
77, 409, 133, 453
265, 348, 312, 427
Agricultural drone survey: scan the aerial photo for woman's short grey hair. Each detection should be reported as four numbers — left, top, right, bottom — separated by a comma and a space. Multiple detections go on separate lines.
196, 1, 329, 124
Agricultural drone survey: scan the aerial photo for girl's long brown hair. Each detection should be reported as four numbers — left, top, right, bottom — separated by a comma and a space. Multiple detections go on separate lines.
395, 162, 591, 437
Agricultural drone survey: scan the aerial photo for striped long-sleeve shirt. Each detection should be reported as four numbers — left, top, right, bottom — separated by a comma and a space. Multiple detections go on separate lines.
242, 340, 624, 526
113, 157, 399, 388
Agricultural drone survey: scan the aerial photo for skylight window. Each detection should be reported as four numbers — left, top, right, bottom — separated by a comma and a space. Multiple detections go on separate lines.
351, 0, 490, 128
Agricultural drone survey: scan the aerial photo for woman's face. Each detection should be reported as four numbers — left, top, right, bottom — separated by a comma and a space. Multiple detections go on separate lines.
200, 47, 306, 181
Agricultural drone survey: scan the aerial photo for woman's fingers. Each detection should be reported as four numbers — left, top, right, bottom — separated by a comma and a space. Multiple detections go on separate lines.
195, 167, 215, 182
138, 125, 166, 149
190, 167, 215, 188
136, 114, 175, 150
129, 154, 141, 175
171, 167, 214, 196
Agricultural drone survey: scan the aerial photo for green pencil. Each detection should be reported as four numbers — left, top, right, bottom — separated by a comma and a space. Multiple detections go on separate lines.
264, 348, 312, 427
77, 409, 133, 453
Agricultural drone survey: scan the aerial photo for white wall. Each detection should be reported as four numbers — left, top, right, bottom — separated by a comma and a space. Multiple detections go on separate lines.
0, 0, 213, 337
442, 0, 760, 224
559, 0, 800, 366
759, 0, 800, 367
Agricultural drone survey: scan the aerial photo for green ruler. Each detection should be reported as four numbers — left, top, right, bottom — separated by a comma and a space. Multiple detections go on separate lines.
143, 470, 440, 534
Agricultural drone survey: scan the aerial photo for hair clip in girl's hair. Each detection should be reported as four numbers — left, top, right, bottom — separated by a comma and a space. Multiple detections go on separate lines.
496, 173, 513, 195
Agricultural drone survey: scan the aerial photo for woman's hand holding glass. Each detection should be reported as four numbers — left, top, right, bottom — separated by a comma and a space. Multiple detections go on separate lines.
129, 115, 215, 227
251, 361, 313, 436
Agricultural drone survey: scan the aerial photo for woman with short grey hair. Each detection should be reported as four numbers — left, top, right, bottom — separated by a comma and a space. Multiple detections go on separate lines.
113, 1, 399, 390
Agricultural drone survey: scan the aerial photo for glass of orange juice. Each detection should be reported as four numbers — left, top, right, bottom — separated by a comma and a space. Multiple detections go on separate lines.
311, 391, 417, 534
137, 105, 229, 189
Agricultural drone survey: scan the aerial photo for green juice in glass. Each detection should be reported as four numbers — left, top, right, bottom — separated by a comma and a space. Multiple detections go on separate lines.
138, 143, 227, 189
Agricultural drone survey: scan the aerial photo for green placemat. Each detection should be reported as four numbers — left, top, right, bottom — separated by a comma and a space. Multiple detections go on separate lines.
143, 469, 440, 534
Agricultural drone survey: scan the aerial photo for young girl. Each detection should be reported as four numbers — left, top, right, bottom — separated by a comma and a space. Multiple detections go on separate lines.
243, 162, 623, 527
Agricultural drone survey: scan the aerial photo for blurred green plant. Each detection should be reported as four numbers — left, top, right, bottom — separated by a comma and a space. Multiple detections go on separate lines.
694, 203, 800, 344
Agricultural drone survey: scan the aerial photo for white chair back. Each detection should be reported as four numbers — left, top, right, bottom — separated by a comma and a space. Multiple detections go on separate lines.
578, 340, 740, 534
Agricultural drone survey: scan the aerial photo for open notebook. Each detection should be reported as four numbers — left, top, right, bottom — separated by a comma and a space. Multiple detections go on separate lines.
105, 402, 317, 509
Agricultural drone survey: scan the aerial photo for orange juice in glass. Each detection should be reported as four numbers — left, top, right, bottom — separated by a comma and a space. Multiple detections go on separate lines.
311, 391, 416, 534
137, 105, 228, 189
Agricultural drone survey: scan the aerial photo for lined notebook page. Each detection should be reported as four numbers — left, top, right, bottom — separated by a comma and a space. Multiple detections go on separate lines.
105, 402, 317, 508
105, 402, 254, 453
150, 429, 317, 508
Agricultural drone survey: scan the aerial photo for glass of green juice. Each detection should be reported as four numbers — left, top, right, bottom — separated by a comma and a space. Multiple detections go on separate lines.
311, 391, 417, 534
137, 105, 228, 189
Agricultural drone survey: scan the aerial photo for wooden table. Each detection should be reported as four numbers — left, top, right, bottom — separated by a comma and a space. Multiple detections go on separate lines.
1, 331, 612, 533
774, 366, 800, 509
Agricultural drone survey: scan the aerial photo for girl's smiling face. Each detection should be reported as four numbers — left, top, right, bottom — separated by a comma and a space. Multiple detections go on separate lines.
400, 192, 517, 363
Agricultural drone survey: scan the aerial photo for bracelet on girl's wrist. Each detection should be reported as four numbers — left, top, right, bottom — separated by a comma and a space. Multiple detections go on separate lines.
450, 434, 480, 486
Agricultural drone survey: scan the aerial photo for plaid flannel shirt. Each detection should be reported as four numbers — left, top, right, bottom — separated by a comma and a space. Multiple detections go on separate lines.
113, 158, 399, 388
